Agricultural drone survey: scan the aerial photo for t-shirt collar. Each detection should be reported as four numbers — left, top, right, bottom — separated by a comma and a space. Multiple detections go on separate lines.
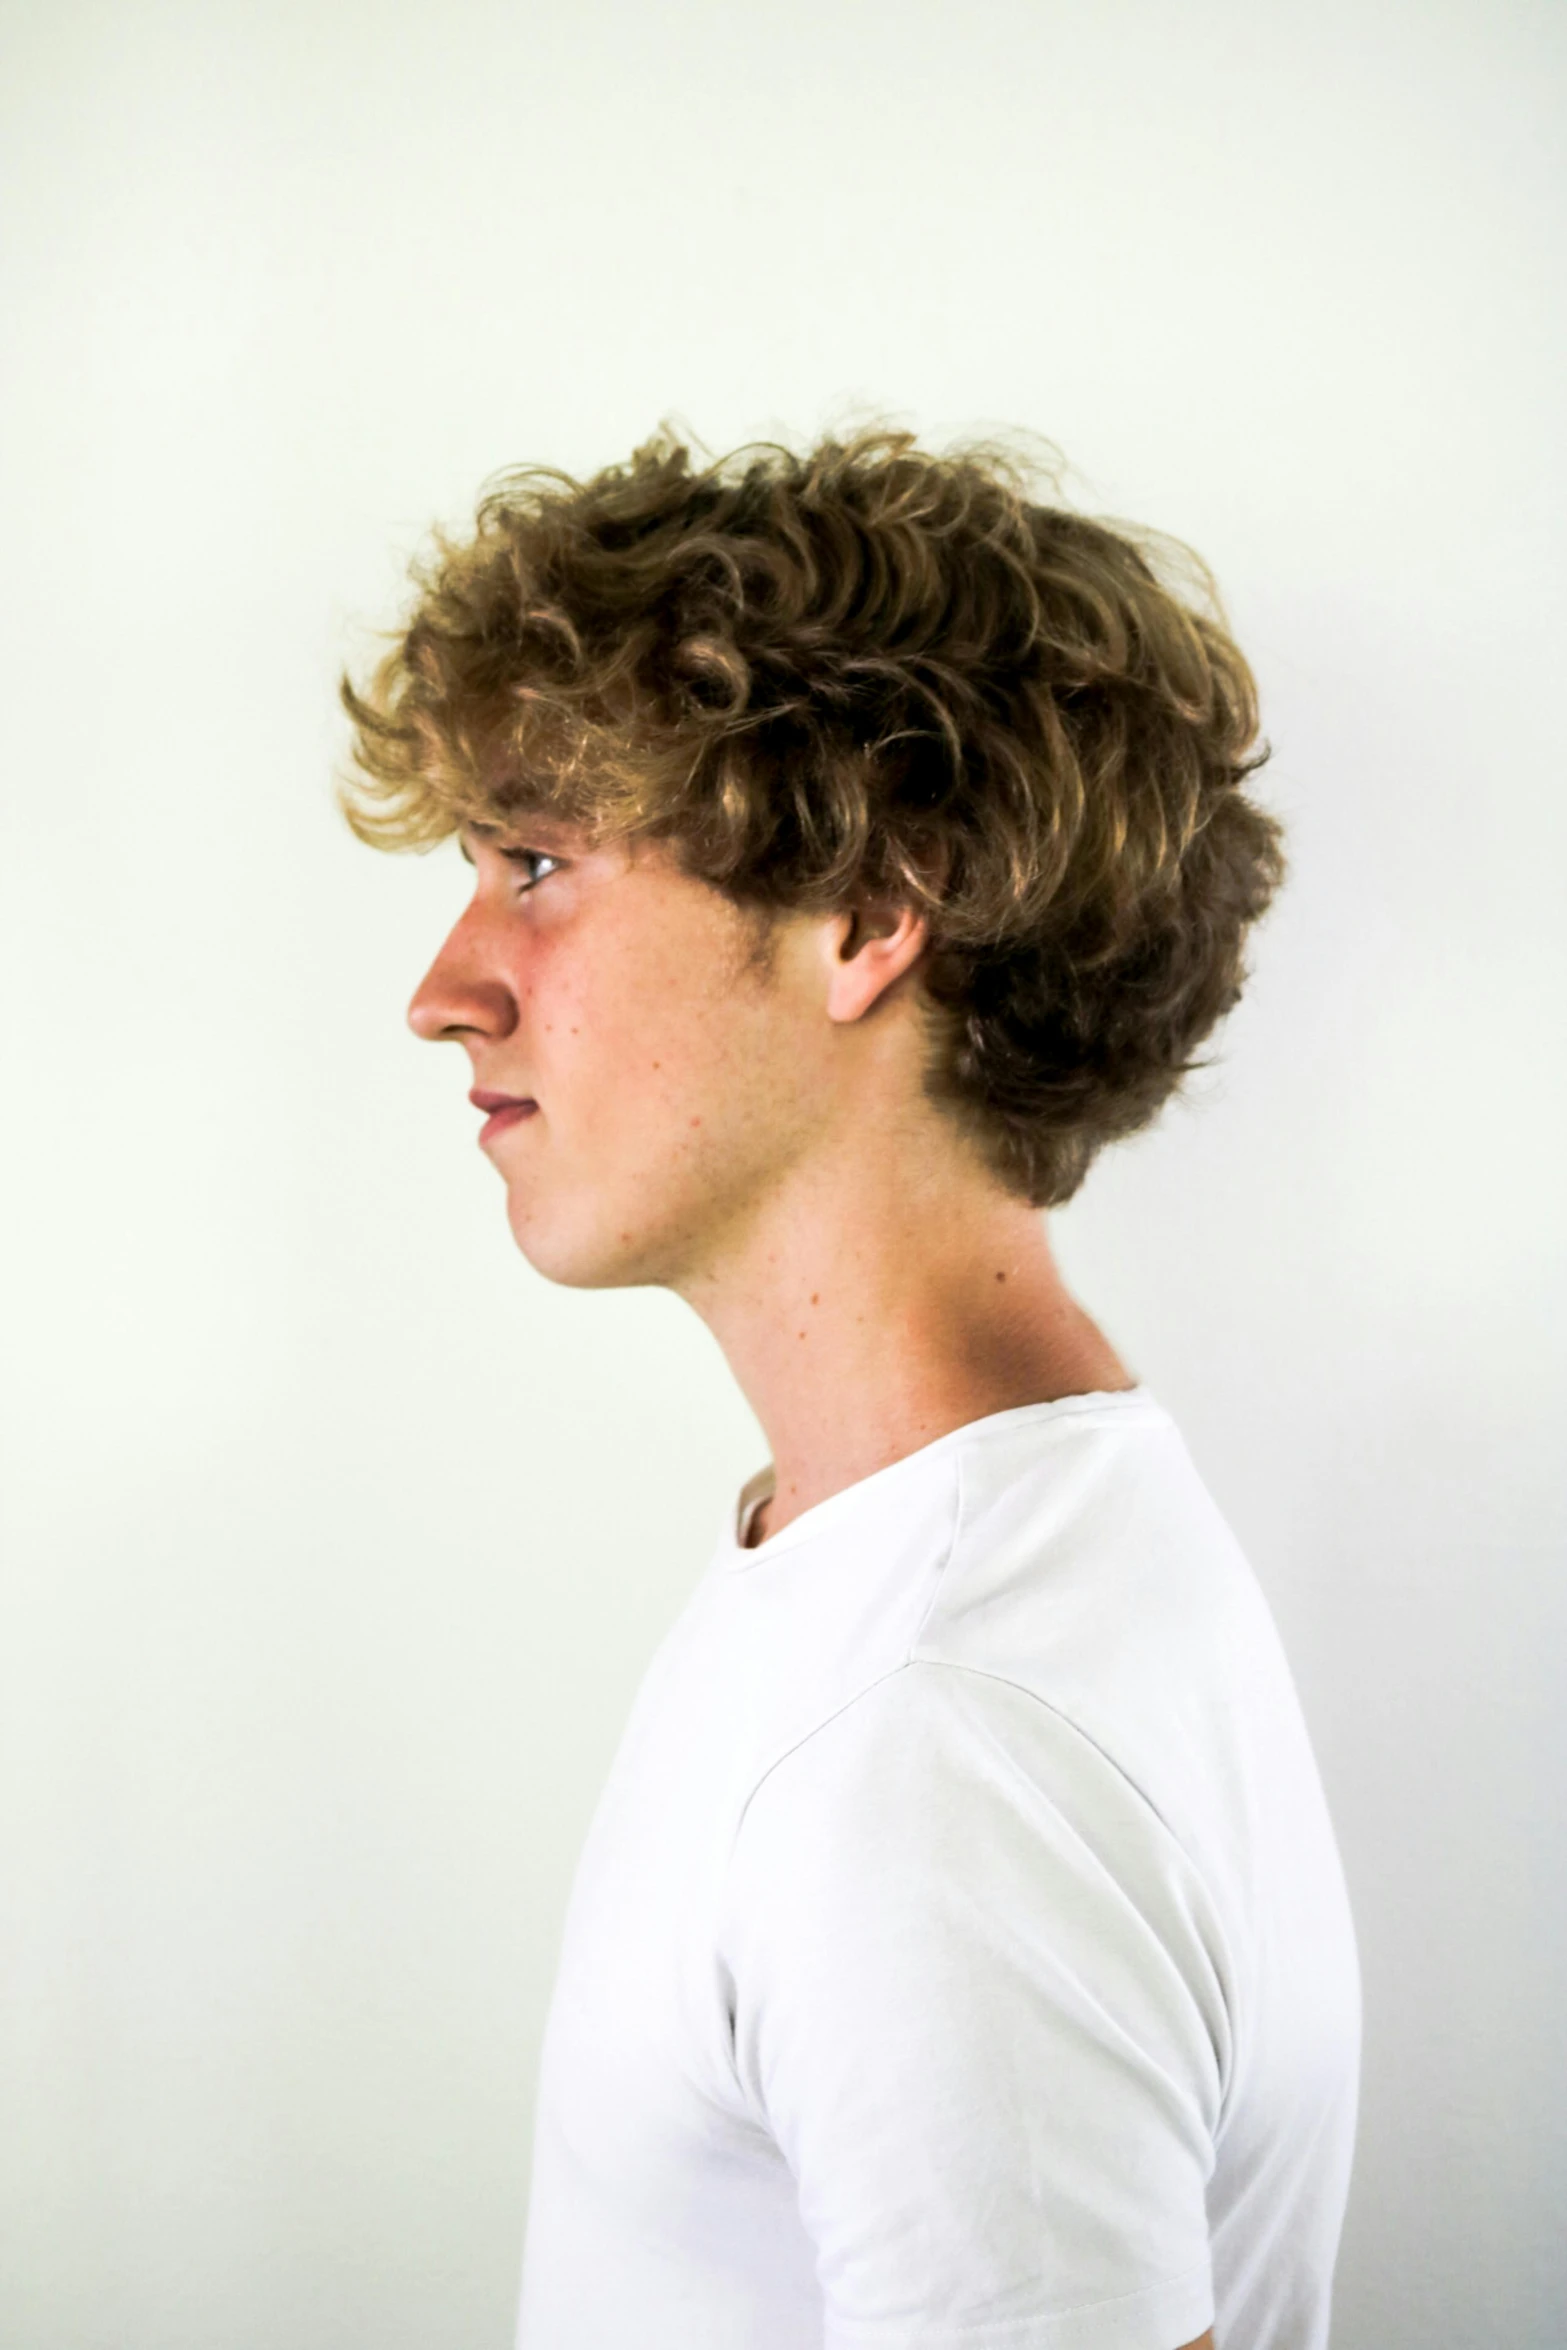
722, 1387, 1155, 1566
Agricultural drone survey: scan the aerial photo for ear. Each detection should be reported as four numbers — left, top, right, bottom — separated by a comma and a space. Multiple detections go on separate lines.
822, 900, 930, 1024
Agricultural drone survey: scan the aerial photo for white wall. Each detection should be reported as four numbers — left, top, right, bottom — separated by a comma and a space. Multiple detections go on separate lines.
2, 2, 1562, 2342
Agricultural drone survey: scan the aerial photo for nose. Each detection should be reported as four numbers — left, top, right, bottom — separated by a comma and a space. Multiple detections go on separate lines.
406, 908, 519, 1045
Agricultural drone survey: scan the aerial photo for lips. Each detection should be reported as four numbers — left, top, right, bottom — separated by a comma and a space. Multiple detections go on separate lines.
470, 1089, 534, 1113
470, 1086, 538, 1147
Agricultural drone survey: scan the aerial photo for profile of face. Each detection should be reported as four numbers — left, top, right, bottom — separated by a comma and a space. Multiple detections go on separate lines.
406, 819, 928, 1293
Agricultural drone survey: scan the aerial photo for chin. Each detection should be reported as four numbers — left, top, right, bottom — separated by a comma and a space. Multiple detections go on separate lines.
504, 1189, 673, 1291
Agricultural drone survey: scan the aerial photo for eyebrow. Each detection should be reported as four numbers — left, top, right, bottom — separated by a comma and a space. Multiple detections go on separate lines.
456, 815, 576, 866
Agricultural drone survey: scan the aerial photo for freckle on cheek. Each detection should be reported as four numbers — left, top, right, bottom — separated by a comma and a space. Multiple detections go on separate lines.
810, 1293, 819, 1305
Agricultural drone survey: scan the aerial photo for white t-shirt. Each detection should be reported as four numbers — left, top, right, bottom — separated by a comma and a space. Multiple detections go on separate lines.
515, 1390, 1360, 2350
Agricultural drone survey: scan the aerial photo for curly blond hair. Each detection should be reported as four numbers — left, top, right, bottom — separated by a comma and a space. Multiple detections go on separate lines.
338, 422, 1284, 1207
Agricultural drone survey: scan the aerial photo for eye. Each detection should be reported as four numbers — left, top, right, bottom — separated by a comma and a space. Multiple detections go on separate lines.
503, 847, 563, 893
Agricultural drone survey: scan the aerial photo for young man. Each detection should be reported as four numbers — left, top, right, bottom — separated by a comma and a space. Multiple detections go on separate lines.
340, 425, 1360, 2350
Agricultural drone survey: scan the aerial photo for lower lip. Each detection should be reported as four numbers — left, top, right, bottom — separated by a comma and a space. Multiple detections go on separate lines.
479, 1103, 538, 1144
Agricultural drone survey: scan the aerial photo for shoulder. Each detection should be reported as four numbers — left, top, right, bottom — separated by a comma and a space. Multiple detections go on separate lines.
723, 1655, 1236, 2092
717, 1653, 1234, 2278
915, 1395, 1303, 1807
728, 1649, 1224, 1916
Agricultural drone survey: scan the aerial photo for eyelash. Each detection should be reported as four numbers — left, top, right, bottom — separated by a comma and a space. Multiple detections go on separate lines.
503, 848, 562, 892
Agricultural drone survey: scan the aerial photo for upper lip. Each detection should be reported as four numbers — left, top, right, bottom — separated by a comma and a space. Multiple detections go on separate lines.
470, 1088, 535, 1112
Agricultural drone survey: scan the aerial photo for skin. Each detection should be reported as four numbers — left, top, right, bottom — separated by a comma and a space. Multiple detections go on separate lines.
409, 815, 1216, 2350
408, 811, 1133, 1543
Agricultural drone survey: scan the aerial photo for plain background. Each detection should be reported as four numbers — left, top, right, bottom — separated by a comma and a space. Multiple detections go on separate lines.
2, 1, 1562, 2343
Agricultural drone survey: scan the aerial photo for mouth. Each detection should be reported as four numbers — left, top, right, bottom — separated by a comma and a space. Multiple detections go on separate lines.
470, 1088, 538, 1146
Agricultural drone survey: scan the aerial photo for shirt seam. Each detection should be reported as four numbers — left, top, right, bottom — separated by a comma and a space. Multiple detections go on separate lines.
711, 1459, 965, 2113
825, 2254, 1214, 2343
726, 1457, 965, 1854
713, 1653, 1237, 2132
901, 1656, 1240, 2128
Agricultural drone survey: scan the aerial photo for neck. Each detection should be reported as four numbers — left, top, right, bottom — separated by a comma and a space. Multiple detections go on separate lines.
674, 1134, 1133, 1547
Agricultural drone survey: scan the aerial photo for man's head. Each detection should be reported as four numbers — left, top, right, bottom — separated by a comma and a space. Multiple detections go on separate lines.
340, 422, 1283, 1280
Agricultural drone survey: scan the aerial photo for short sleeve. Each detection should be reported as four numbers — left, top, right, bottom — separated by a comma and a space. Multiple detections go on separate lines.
716, 1661, 1229, 2350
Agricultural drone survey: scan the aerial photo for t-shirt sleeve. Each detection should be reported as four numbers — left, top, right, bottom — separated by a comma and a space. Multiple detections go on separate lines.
715, 1659, 1229, 2350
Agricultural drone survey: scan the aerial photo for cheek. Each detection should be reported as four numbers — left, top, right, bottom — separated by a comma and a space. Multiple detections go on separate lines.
581, 992, 745, 1185
535, 905, 797, 1168
540, 946, 679, 1137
